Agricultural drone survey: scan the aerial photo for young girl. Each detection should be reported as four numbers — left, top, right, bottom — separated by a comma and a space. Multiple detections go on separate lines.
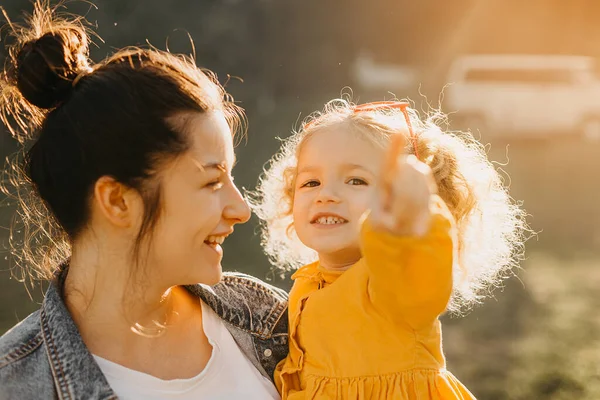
250, 99, 527, 399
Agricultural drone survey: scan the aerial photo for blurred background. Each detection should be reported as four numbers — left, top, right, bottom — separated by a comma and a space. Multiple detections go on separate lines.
1, 1, 600, 399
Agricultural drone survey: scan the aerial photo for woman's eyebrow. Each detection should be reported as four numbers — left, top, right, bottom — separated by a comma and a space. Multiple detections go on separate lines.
191, 158, 227, 173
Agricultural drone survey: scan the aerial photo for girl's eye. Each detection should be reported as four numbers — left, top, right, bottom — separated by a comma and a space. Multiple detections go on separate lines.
347, 178, 367, 186
300, 180, 320, 188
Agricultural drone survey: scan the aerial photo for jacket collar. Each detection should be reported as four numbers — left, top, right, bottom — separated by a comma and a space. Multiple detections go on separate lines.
39, 267, 287, 398
41, 274, 117, 400
186, 272, 288, 339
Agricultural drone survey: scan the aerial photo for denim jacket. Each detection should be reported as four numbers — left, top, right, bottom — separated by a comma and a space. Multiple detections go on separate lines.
0, 269, 289, 400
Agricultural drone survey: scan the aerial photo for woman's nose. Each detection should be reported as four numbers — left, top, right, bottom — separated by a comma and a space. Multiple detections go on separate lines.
224, 183, 251, 224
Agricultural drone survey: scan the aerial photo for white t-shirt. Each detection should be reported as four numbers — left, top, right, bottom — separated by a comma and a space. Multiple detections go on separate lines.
93, 301, 280, 400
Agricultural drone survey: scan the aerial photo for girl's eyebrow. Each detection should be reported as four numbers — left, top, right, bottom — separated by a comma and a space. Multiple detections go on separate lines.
297, 165, 319, 174
342, 163, 374, 174
298, 163, 375, 175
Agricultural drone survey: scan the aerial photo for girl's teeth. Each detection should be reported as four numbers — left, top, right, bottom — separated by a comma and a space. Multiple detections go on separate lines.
317, 217, 344, 224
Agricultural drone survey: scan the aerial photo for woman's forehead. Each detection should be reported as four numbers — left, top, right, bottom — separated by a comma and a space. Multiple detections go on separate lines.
186, 112, 235, 168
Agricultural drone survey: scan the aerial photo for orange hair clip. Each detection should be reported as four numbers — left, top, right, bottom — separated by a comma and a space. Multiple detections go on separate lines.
352, 101, 419, 160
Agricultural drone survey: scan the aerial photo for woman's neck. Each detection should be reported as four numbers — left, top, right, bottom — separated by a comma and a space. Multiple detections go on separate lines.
66, 246, 172, 330
64, 243, 210, 379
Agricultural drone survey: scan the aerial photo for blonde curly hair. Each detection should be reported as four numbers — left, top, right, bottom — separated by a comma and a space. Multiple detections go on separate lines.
248, 97, 528, 312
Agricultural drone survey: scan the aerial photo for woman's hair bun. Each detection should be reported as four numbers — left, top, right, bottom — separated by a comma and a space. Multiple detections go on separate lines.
15, 26, 90, 109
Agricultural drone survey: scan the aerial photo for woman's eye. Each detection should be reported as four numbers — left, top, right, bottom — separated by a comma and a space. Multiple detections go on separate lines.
347, 178, 367, 185
300, 180, 320, 188
206, 180, 224, 190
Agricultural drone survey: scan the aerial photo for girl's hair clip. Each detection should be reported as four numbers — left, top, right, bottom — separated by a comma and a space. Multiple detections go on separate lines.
352, 101, 419, 160
304, 101, 419, 160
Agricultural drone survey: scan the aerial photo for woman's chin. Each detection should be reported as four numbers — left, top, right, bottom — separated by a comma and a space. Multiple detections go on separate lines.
205, 270, 222, 286
199, 264, 223, 286
180, 261, 222, 286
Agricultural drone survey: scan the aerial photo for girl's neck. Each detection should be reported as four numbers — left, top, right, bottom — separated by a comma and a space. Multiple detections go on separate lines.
317, 250, 361, 272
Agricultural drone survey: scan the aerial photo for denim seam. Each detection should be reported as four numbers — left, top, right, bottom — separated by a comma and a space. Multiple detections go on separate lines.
271, 333, 288, 337
0, 332, 43, 369
223, 276, 287, 338
260, 305, 280, 337
220, 313, 285, 340
41, 308, 73, 400
264, 301, 286, 335
224, 275, 286, 295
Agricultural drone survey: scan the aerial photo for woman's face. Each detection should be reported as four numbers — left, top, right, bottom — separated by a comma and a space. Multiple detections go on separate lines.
146, 111, 250, 287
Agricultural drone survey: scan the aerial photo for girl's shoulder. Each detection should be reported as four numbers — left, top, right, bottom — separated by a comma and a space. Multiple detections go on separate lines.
290, 261, 320, 281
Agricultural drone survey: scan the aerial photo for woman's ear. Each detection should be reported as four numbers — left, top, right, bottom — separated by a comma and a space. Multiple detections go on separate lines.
93, 176, 141, 228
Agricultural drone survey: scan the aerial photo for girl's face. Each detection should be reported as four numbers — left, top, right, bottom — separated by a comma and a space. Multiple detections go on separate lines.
146, 111, 250, 286
292, 127, 385, 268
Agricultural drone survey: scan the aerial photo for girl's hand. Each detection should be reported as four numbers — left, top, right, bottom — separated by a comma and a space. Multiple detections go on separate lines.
369, 134, 438, 237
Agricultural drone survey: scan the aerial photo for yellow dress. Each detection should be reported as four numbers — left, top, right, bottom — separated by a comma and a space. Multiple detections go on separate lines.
274, 198, 476, 399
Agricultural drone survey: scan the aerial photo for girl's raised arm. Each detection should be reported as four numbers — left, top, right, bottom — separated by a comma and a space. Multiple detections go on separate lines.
361, 133, 456, 329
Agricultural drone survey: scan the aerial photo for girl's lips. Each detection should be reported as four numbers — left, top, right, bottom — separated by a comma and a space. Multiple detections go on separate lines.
310, 212, 348, 224
310, 217, 349, 230
311, 222, 348, 230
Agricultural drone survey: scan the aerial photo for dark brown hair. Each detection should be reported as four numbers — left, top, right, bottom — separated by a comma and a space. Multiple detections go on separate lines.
0, 2, 245, 281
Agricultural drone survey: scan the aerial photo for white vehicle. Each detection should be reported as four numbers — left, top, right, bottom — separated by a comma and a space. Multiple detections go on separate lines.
445, 54, 600, 140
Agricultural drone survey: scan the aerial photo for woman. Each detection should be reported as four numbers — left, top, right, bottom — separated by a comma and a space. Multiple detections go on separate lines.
0, 3, 287, 399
